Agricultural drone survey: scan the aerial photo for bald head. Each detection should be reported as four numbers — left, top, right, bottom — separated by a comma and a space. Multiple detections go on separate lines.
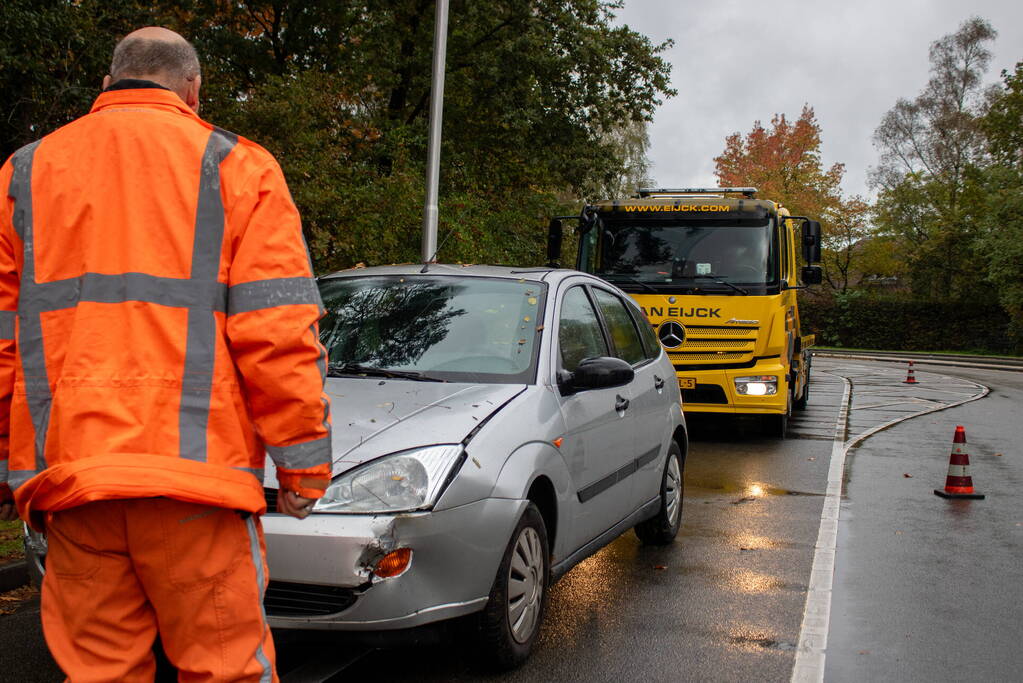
106, 27, 202, 110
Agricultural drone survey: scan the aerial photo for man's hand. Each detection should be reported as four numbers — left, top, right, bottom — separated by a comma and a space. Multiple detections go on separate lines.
277, 489, 317, 519
0, 483, 16, 522
0, 501, 18, 522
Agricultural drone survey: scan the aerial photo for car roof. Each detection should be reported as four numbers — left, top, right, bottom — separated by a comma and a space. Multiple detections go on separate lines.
318, 263, 592, 286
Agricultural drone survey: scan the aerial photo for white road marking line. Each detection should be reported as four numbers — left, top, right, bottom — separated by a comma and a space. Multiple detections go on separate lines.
791, 367, 989, 683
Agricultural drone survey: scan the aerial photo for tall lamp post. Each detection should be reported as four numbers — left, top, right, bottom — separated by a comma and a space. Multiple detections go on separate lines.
421, 0, 449, 263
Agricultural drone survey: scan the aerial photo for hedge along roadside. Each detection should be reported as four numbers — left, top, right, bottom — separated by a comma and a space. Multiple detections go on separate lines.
798, 294, 1021, 356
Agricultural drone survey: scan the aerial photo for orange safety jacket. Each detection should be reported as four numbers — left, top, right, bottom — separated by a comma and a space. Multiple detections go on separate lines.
0, 86, 332, 525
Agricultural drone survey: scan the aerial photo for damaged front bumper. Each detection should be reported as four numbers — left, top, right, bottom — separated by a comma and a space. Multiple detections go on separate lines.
261, 496, 526, 631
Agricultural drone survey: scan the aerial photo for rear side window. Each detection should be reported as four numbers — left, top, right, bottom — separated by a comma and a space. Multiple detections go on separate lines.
591, 288, 646, 366
558, 286, 609, 372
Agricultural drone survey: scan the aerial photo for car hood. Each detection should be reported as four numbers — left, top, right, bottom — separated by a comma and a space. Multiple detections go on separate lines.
264, 378, 526, 484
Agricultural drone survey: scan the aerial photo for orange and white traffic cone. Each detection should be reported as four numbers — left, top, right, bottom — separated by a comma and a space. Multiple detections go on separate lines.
934, 425, 985, 499
903, 361, 918, 384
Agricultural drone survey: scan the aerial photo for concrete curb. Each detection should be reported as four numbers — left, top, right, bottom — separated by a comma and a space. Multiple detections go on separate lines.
812, 350, 1023, 373
0, 559, 28, 593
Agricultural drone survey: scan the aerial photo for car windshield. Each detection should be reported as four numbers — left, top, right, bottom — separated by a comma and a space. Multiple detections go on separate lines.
318, 275, 545, 384
594, 220, 777, 288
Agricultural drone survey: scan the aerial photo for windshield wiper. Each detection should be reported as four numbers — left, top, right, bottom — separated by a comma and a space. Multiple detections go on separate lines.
689, 275, 749, 295
327, 362, 446, 382
600, 275, 659, 293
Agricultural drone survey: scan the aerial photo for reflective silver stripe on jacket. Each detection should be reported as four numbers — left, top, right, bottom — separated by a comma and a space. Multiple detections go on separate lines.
10, 140, 50, 473
8, 469, 37, 491
179, 128, 238, 462
265, 434, 331, 470
244, 515, 274, 683
228, 277, 322, 316
0, 311, 14, 340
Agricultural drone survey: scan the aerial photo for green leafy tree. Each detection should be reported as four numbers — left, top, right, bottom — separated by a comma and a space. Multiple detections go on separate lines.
977, 63, 1023, 340
1, 1, 675, 272
870, 16, 997, 301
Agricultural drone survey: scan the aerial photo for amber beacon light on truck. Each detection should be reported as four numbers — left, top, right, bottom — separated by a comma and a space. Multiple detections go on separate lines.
547, 187, 824, 437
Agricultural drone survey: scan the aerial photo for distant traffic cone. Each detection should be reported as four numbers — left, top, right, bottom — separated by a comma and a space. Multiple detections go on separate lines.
934, 425, 985, 499
903, 361, 918, 384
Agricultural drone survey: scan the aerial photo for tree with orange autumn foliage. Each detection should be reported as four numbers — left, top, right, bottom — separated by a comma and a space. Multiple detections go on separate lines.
714, 106, 899, 294
714, 105, 843, 219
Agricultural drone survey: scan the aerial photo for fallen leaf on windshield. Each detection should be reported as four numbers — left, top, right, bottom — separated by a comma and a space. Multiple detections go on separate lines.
903, 473, 913, 478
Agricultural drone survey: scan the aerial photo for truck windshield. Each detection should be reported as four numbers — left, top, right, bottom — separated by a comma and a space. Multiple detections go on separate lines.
591, 220, 778, 291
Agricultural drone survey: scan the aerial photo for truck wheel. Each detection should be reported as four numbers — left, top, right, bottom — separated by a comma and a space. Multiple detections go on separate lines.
476, 503, 550, 670
764, 412, 788, 438
635, 441, 685, 545
763, 394, 790, 438
794, 361, 811, 410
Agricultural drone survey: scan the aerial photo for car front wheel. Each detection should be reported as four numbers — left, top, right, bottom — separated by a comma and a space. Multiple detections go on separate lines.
635, 441, 684, 545
476, 502, 550, 670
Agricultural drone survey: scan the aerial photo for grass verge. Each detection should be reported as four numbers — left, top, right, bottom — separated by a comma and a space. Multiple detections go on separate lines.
0, 520, 24, 563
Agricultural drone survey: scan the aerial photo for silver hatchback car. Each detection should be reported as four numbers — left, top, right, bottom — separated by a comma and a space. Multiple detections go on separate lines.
24, 264, 686, 669
260, 264, 687, 668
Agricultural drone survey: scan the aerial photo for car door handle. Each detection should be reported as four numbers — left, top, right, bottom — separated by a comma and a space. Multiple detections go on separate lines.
654, 375, 665, 390
615, 395, 630, 412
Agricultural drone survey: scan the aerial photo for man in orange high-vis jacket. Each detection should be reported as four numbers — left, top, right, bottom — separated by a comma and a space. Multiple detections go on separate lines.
0, 27, 332, 681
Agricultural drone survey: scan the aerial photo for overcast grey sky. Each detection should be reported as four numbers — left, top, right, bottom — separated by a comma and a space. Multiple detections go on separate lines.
612, 0, 1023, 198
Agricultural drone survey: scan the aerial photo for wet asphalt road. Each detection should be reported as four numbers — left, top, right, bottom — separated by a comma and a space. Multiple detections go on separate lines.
2, 358, 1020, 682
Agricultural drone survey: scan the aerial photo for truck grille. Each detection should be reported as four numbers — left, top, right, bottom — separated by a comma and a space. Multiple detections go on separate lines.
666, 324, 758, 365
264, 580, 358, 616
670, 351, 747, 362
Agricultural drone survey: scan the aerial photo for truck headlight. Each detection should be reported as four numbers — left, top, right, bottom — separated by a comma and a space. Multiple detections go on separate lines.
313, 445, 465, 514
734, 376, 778, 396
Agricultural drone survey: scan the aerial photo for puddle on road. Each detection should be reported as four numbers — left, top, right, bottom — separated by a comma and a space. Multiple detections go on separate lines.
688, 479, 824, 500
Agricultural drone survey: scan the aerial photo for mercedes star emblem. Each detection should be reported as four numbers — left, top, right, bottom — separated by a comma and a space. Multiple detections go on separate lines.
657, 321, 686, 348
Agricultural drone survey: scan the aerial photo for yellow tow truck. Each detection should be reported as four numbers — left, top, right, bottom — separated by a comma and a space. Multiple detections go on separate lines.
547, 187, 823, 436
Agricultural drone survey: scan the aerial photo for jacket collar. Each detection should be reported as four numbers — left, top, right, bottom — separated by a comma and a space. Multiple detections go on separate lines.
90, 86, 200, 121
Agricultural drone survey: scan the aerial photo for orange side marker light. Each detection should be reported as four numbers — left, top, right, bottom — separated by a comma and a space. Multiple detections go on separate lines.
374, 548, 413, 578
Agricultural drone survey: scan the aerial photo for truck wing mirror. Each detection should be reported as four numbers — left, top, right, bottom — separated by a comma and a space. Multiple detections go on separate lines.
801, 265, 823, 285
801, 220, 822, 264
547, 218, 563, 267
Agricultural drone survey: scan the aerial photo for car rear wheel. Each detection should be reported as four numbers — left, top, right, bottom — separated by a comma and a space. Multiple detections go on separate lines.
475, 503, 550, 670
635, 441, 684, 545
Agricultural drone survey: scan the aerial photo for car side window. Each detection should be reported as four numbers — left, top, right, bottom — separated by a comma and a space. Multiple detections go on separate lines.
559, 286, 609, 372
591, 288, 646, 366
625, 299, 662, 360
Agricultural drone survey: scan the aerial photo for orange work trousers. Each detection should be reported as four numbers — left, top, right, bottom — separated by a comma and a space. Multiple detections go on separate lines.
41, 498, 277, 682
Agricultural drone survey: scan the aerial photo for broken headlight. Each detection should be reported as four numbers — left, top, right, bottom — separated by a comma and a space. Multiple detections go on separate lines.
312, 444, 464, 513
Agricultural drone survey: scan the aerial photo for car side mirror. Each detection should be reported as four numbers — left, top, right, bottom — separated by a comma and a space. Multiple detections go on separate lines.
801, 265, 823, 285
559, 356, 634, 395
